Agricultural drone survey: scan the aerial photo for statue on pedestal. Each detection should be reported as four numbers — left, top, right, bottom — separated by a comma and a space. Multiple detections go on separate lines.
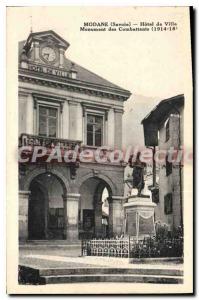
125, 152, 146, 197
124, 152, 156, 239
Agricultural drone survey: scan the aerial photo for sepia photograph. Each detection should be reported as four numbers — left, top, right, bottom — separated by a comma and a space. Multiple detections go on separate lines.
6, 5, 193, 294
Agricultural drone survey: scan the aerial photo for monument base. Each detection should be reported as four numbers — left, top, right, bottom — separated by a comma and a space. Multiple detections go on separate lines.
123, 195, 156, 240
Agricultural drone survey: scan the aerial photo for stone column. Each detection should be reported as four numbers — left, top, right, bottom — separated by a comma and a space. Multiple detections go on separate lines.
62, 100, 69, 139
114, 108, 123, 149
19, 191, 30, 241
76, 103, 83, 141
59, 48, 65, 68
107, 108, 115, 148
63, 195, 67, 239
112, 196, 124, 236
34, 41, 40, 62
26, 94, 34, 134
18, 92, 28, 135
66, 193, 80, 241
68, 100, 78, 140
94, 201, 103, 238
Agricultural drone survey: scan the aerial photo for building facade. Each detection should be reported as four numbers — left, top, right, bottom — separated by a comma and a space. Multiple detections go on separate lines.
18, 30, 131, 242
142, 95, 184, 231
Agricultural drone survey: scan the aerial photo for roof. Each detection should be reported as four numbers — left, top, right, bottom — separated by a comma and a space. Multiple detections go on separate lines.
141, 94, 184, 125
18, 36, 131, 96
26, 30, 70, 49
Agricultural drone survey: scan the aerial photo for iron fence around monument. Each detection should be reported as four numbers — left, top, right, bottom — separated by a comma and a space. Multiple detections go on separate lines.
81, 236, 183, 258
82, 238, 131, 258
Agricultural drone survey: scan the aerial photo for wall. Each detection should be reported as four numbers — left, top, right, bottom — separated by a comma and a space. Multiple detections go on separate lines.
18, 92, 34, 135
155, 111, 183, 230
19, 160, 125, 239
18, 75, 126, 240
18, 80, 125, 149
19, 82, 123, 147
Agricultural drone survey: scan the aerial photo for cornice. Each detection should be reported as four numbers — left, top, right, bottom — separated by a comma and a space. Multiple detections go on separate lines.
114, 108, 124, 114
18, 90, 30, 97
32, 93, 65, 112
68, 100, 78, 106
18, 68, 131, 101
32, 92, 66, 102
81, 101, 111, 110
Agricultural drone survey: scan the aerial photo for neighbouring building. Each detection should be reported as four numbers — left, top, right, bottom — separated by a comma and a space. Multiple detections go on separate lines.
141, 95, 184, 231
18, 30, 131, 242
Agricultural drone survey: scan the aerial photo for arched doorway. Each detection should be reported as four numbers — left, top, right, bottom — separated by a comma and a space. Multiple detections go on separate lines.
79, 177, 113, 239
28, 172, 66, 240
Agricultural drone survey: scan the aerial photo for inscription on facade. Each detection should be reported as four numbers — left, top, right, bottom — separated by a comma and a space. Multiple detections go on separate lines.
28, 64, 68, 78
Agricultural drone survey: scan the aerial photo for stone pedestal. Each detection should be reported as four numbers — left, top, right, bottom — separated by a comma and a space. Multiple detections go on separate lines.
19, 191, 30, 241
66, 193, 80, 241
123, 195, 156, 240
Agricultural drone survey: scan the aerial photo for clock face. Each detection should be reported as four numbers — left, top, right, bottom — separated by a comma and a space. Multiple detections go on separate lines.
41, 46, 56, 63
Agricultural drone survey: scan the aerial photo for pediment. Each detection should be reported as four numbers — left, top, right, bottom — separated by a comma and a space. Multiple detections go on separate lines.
27, 30, 70, 50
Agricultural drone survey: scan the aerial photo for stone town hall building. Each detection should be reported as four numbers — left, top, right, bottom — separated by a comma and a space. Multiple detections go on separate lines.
18, 30, 131, 242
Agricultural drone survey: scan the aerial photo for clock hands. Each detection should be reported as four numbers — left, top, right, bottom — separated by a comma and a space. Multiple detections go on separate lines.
42, 47, 56, 62
43, 53, 50, 60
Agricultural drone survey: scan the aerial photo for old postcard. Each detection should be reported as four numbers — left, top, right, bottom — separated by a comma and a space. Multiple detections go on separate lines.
6, 5, 193, 294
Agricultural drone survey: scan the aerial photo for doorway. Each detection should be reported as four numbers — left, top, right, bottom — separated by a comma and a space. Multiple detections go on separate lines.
28, 182, 46, 239
28, 172, 66, 240
79, 177, 112, 239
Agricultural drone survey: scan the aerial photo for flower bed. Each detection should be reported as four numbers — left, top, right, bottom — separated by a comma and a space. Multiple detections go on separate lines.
129, 236, 183, 258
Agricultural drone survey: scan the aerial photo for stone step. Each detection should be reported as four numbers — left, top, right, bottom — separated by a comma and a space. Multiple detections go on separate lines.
41, 274, 183, 284
19, 265, 183, 285
39, 267, 183, 277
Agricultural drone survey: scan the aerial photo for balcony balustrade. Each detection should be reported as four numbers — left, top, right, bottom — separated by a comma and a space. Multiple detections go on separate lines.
19, 133, 125, 166
19, 133, 81, 150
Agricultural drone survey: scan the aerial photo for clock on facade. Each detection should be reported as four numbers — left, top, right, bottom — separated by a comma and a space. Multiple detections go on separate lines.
41, 46, 57, 63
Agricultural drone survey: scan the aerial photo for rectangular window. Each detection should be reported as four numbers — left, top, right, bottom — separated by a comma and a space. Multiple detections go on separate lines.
166, 155, 172, 176
165, 118, 170, 142
86, 114, 103, 146
164, 193, 173, 215
39, 106, 57, 137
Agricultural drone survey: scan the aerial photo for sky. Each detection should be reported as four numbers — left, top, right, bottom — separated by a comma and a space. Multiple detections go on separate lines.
7, 6, 192, 147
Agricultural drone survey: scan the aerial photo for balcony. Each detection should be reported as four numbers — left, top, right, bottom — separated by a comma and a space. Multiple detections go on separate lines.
19, 133, 82, 150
